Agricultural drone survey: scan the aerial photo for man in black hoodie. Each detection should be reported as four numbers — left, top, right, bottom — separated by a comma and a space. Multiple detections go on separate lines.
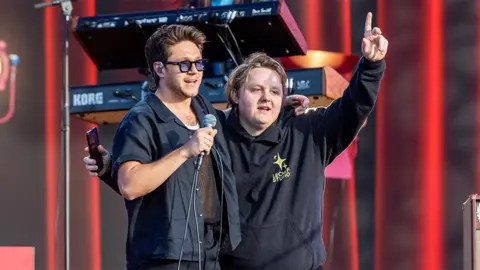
216, 12, 386, 270
84, 12, 387, 270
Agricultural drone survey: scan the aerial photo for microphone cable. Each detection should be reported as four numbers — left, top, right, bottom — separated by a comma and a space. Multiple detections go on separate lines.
193, 165, 202, 270
178, 114, 218, 270
177, 146, 225, 270
178, 164, 199, 270
192, 147, 225, 270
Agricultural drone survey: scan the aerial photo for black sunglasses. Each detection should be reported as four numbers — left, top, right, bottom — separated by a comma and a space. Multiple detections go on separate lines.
164, 59, 208, 73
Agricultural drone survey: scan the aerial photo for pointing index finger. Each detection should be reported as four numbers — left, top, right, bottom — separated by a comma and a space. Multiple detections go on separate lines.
365, 12, 373, 35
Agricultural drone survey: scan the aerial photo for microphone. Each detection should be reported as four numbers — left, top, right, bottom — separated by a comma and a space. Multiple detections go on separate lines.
195, 114, 217, 171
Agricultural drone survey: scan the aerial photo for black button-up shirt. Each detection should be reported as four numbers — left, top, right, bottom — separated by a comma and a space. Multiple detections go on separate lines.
111, 93, 241, 270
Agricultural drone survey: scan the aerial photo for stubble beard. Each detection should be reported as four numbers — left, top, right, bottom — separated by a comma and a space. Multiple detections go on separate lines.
168, 78, 191, 100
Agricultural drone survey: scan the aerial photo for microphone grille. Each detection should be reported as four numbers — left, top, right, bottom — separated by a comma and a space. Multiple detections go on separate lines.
203, 114, 217, 128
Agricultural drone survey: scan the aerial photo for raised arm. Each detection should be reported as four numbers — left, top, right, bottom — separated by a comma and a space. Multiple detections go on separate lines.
309, 12, 388, 166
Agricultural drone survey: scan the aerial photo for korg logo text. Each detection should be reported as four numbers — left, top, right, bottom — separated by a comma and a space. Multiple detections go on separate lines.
73, 93, 103, 106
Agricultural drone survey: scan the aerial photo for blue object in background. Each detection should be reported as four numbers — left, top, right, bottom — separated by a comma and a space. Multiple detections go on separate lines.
211, 0, 234, 7
212, 62, 225, 76
9, 54, 19, 66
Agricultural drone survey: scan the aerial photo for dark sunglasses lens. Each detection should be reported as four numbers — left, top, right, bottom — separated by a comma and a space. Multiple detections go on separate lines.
178, 60, 206, 72
179, 62, 191, 72
195, 60, 205, 71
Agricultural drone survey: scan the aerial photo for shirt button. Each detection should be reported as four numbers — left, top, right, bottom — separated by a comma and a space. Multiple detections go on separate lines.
200, 213, 203, 217
189, 135, 192, 138
196, 187, 200, 191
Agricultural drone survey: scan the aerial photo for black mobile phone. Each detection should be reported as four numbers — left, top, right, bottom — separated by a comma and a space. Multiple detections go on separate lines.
86, 127, 104, 173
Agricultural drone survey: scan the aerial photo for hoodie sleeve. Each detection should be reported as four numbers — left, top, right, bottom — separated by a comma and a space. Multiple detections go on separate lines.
307, 57, 386, 166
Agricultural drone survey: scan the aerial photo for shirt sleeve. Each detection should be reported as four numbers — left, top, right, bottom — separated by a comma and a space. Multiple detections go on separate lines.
111, 110, 155, 180
307, 57, 386, 166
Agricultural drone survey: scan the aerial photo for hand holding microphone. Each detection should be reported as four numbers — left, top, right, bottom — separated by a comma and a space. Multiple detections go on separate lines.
181, 114, 218, 160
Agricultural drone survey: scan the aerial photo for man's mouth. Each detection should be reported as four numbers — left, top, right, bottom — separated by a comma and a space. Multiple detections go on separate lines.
184, 78, 198, 84
257, 105, 271, 112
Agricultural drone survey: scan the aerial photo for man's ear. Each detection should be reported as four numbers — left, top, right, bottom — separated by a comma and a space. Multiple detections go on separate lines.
153, 62, 164, 78
230, 88, 239, 105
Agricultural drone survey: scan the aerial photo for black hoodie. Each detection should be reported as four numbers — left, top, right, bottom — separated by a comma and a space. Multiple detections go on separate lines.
219, 57, 386, 270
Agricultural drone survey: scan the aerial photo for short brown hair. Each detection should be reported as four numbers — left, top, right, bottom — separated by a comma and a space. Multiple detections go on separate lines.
224, 52, 287, 107
145, 24, 207, 90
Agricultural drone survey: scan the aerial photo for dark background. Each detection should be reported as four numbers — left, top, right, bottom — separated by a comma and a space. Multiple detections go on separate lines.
0, 0, 474, 269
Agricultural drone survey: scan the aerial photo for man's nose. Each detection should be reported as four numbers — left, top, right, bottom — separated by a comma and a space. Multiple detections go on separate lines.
260, 89, 272, 101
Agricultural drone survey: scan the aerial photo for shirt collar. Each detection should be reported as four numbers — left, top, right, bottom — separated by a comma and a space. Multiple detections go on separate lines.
191, 96, 208, 127
145, 92, 208, 124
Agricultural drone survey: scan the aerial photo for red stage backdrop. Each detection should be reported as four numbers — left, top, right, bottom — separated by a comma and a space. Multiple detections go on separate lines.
0, 0, 477, 269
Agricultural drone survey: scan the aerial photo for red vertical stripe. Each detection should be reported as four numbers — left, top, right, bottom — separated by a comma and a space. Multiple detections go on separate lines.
340, 0, 351, 54
74, 0, 102, 269
83, 0, 101, 268
374, 1, 386, 270
303, 0, 321, 49
43, 2, 59, 270
420, 0, 443, 269
86, 71, 101, 270
340, 1, 358, 270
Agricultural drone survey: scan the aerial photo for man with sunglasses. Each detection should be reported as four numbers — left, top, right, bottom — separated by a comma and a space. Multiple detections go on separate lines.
109, 24, 241, 270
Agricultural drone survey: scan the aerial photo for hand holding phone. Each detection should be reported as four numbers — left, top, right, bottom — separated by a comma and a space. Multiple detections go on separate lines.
86, 127, 104, 173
